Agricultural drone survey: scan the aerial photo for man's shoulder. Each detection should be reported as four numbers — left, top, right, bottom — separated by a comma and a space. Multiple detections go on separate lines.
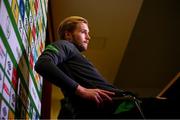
53, 40, 70, 45
51, 40, 79, 54
53, 40, 74, 48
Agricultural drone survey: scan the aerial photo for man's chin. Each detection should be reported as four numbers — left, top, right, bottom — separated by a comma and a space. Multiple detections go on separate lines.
80, 46, 88, 52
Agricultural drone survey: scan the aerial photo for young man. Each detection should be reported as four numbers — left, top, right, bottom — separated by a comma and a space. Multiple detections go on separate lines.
35, 16, 137, 118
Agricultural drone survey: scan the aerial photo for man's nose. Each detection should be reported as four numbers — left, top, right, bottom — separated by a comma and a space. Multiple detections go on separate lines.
86, 34, 91, 40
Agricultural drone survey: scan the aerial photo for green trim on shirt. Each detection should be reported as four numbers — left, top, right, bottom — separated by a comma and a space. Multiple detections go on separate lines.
45, 45, 59, 53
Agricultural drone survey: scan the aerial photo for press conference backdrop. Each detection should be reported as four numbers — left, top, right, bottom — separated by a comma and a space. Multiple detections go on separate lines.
0, 0, 48, 119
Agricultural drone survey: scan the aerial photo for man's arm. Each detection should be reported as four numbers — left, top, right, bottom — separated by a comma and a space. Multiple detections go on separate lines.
34, 44, 79, 94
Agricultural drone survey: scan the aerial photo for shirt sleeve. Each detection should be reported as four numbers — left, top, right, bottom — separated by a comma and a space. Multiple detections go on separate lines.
34, 41, 79, 94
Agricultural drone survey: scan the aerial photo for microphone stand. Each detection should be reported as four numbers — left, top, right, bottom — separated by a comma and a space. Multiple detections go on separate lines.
132, 96, 146, 119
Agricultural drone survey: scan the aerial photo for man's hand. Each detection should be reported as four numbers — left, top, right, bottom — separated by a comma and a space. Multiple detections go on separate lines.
75, 85, 115, 107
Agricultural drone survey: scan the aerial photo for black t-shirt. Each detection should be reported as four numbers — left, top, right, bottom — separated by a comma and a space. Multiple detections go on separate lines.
35, 40, 122, 96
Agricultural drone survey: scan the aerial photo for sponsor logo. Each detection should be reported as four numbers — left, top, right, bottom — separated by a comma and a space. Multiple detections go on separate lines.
2, 106, 8, 117
32, 23, 36, 41
6, 60, 12, 77
5, 16, 11, 39
0, 40, 6, 66
34, 0, 38, 15
11, 0, 19, 24
0, 101, 9, 119
10, 88, 16, 110
19, 0, 25, 22
11, 67, 18, 90
3, 83, 10, 96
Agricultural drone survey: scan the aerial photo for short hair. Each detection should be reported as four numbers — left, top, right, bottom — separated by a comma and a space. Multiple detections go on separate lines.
57, 16, 88, 39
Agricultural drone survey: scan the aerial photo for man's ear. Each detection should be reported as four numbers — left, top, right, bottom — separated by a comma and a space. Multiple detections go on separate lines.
65, 31, 72, 40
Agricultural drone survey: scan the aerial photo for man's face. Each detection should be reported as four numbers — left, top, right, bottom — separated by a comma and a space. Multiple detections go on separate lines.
70, 22, 90, 51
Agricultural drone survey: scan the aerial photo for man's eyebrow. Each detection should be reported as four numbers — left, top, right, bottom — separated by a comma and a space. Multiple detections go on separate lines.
81, 28, 89, 32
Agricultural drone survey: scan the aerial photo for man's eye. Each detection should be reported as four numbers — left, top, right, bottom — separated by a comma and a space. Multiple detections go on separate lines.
81, 31, 86, 34
81, 30, 87, 33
